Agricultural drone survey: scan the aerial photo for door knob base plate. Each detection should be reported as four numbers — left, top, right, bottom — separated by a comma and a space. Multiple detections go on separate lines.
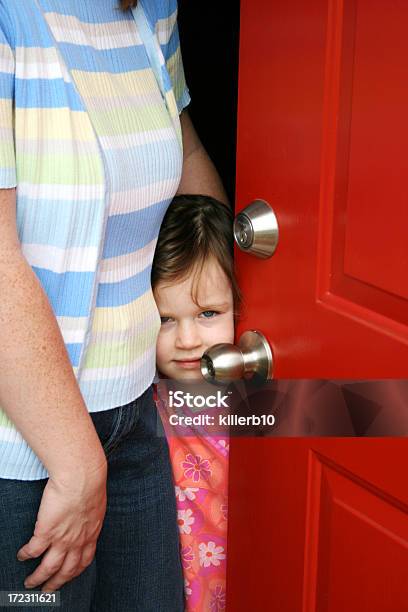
234, 199, 279, 258
239, 330, 273, 381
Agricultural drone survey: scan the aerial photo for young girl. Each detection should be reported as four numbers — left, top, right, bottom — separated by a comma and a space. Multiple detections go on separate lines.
152, 195, 240, 611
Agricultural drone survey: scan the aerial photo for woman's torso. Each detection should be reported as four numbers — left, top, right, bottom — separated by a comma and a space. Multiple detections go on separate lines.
0, 0, 188, 479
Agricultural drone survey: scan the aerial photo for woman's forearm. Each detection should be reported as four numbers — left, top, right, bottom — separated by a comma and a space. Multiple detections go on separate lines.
0, 193, 105, 479
176, 110, 229, 204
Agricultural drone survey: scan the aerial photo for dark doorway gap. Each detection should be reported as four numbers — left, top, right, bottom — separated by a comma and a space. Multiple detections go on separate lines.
178, 1, 240, 205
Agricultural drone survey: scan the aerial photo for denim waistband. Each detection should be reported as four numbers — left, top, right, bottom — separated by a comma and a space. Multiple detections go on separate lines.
90, 385, 154, 456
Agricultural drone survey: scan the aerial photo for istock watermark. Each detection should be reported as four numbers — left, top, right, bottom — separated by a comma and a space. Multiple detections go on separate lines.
168, 390, 231, 409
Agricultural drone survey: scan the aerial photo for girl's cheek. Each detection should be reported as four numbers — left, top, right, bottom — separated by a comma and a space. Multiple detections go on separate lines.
156, 332, 170, 368
201, 314, 234, 343
224, 321, 235, 343
218, 313, 235, 343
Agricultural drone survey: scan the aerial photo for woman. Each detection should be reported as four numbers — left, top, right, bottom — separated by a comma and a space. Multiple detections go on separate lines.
0, 0, 227, 609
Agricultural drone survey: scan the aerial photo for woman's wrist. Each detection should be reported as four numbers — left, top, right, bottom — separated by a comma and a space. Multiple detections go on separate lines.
48, 452, 107, 486
45, 430, 107, 483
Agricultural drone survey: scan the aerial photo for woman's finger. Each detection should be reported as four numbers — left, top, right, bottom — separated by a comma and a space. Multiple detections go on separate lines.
23, 548, 66, 589
79, 542, 97, 570
17, 534, 50, 562
40, 549, 83, 592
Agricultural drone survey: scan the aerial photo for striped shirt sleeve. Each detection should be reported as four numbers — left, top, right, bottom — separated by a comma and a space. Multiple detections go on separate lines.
156, 0, 190, 114
0, 19, 16, 188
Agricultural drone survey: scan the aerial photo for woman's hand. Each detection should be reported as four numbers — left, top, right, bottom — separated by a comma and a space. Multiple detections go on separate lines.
17, 461, 107, 592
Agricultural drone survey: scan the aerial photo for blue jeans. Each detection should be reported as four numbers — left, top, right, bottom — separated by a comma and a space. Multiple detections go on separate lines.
0, 387, 184, 611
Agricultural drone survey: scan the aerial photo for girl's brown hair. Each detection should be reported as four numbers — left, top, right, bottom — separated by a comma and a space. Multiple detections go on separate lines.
120, 0, 137, 10
152, 195, 241, 311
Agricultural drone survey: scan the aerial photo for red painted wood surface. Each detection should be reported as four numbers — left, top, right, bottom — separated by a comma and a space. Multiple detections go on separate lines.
233, 0, 408, 378
227, 0, 408, 609
228, 439, 408, 611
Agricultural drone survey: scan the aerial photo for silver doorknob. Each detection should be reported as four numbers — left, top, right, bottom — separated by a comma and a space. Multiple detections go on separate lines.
201, 330, 273, 384
233, 199, 279, 258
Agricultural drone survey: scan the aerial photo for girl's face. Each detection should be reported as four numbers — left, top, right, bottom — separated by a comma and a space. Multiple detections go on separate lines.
154, 259, 234, 380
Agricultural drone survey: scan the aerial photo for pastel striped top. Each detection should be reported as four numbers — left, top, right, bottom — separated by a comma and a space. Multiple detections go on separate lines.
0, 0, 190, 479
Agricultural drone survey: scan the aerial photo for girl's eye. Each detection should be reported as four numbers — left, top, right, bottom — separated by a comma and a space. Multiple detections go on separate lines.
160, 316, 173, 324
199, 310, 219, 319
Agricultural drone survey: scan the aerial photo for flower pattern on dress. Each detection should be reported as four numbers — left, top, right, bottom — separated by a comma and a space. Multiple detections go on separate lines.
198, 541, 226, 568
218, 439, 230, 452
178, 508, 195, 535
181, 545, 195, 570
155, 383, 228, 612
182, 453, 212, 483
175, 485, 199, 501
210, 585, 226, 611
184, 578, 192, 598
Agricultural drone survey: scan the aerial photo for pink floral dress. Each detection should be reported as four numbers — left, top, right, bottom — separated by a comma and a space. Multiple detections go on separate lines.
155, 381, 229, 611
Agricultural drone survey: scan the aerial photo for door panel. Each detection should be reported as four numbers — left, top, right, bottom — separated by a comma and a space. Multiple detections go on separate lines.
228, 0, 408, 609
341, 0, 408, 302
310, 451, 408, 612
234, 0, 408, 379
317, 0, 408, 336
305, 451, 408, 611
228, 439, 408, 611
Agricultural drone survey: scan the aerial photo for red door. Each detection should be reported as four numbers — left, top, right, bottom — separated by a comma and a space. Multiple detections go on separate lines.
227, 0, 408, 609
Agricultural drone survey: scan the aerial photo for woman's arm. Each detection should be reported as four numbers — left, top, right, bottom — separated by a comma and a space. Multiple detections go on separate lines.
176, 110, 229, 204
0, 188, 107, 591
